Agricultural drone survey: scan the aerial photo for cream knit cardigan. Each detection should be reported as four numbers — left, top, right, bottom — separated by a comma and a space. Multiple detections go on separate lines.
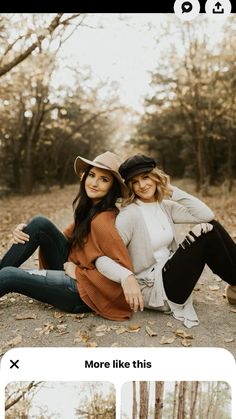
97, 186, 214, 328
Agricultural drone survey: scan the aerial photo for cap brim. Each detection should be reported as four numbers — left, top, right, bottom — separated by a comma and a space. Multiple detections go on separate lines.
125, 167, 153, 182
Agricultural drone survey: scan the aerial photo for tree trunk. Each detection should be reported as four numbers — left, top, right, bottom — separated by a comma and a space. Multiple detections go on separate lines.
154, 382, 164, 419
172, 382, 178, 419
190, 382, 199, 419
132, 382, 137, 419
177, 382, 186, 419
139, 382, 149, 419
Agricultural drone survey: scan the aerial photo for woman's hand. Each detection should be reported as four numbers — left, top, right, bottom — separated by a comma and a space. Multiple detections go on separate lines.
13, 223, 29, 244
64, 261, 77, 279
122, 275, 144, 312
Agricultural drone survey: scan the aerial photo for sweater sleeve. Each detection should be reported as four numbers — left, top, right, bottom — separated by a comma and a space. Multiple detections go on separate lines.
91, 211, 134, 271
95, 256, 133, 285
167, 186, 214, 224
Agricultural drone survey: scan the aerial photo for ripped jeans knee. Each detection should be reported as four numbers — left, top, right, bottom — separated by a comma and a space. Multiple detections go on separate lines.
179, 222, 213, 250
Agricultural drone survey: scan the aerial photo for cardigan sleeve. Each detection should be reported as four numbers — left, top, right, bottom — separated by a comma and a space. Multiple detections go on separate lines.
95, 256, 133, 285
114, 206, 136, 245
166, 186, 214, 224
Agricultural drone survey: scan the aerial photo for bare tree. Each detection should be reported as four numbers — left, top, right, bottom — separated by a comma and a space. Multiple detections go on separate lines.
139, 382, 149, 419
177, 381, 186, 419
189, 382, 199, 419
0, 13, 82, 77
5, 381, 43, 418
132, 381, 137, 419
154, 382, 164, 419
172, 381, 178, 419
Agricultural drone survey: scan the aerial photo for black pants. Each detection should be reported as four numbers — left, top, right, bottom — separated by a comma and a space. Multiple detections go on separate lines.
163, 220, 236, 304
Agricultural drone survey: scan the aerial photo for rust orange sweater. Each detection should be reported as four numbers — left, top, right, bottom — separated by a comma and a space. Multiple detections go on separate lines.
40, 210, 133, 321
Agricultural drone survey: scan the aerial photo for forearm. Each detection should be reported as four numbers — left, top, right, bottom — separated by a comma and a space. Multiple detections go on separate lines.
95, 256, 133, 285
170, 186, 214, 223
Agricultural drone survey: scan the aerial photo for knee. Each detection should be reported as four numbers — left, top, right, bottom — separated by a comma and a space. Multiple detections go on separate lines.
28, 215, 51, 232
209, 220, 220, 229
0, 266, 19, 279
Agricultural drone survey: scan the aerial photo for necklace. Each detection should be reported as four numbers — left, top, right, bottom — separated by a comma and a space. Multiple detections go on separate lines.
137, 200, 168, 231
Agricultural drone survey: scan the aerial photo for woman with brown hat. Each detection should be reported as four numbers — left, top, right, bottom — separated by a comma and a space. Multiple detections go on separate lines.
0, 152, 133, 320
95, 154, 236, 328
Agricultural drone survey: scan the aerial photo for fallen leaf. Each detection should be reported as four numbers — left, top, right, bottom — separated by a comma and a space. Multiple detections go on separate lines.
181, 338, 192, 347
208, 285, 220, 291
116, 327, 127, 335
55, 331, 69, 337
56, 324, 67, 332
7, 335, 22, 346
224, 338, 234, 343
54, 312, 64, 319
74, 330, 90, 343
206, 296, 215, 301
86, 341, 98, 347
145, 326, 157, 337
175, 329, 193, 339
39, 322, 54, 335
9, 297, 16, 303
95, 325, 108, 333
15, 314, 37, 320
128, 324, 141, 331
160, 336, 175, 345
74, 313, 85, 320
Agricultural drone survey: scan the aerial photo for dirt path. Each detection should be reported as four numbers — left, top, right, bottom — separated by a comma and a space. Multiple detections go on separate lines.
0, 185, 235, 357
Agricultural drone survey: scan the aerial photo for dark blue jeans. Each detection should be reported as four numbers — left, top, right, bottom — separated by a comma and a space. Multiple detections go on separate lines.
0, 215, 69, 270
0, 216, 91, 313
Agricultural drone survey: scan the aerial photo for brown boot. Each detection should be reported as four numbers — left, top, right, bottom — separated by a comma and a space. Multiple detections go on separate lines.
225, 285, 236, 305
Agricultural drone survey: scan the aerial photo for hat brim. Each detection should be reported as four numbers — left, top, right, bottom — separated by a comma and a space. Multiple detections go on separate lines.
74, 156, 128, 198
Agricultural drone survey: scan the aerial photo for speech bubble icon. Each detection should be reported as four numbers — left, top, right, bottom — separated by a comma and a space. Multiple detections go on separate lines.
182, 1, 193, 13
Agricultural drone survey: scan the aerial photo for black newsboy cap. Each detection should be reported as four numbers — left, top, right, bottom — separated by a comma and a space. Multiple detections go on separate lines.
119, 154, 156, 182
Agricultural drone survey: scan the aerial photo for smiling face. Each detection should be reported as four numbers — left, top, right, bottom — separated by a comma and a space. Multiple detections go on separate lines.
85, 166, 114, 204
131, 172, 157, 202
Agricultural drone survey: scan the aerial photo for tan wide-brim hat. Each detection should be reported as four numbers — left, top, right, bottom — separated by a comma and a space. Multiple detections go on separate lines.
74, 151, 128, 198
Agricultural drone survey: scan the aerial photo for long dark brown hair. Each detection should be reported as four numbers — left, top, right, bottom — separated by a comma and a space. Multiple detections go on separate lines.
70, 166, 121, 248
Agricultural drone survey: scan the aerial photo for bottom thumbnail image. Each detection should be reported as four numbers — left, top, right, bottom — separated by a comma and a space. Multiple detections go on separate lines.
121, 381, 231, 419
5, 381, 115, 419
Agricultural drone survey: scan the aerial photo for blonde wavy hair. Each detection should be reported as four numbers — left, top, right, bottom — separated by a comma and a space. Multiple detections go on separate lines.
121, 167, 172, 207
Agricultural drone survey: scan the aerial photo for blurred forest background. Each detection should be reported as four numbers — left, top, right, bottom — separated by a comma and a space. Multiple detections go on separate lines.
121, 381, 231, 419
0, 13, 235, 197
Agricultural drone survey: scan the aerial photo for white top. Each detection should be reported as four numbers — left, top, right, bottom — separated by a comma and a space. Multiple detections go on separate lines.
136, 199, 173, 263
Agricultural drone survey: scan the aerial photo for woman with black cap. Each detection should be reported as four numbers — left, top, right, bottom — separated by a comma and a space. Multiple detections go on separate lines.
95, 154, 236, 328
0, 152, 134, 320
